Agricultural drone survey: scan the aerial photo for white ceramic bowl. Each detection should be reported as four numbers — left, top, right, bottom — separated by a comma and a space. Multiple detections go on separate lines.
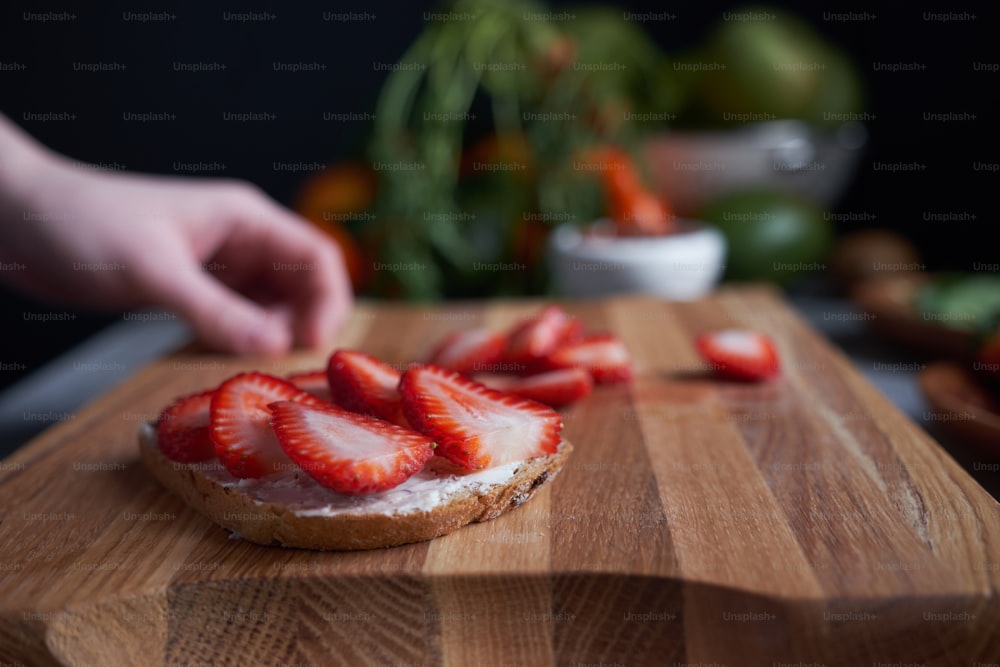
547, 221, 727, 300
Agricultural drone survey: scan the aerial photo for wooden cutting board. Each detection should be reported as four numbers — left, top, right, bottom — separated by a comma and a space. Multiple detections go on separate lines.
1, 289, 998, 667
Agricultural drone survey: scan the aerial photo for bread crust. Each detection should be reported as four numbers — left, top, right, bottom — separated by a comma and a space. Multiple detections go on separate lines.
139, 429, 571, 551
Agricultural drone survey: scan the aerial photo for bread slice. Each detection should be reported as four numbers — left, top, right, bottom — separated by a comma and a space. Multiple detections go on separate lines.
138, 424, 572, 551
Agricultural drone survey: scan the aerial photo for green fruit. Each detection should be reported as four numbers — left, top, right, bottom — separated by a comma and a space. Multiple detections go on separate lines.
700, 190, 833, 285
699, 8, 863, 124
659, 51, 707, 119
803, 48, 865, 124
916, 274, 1000, 332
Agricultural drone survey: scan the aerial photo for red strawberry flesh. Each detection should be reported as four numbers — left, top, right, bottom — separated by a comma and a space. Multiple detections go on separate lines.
210, 372, 322, 479
505, 305, 582, 366
506, 368, 594, 407
428, 328, 506, 375
326, 349, 407, 425
157, 389, 216, 462
270, 400, 435, 495
287, 370, 332, 402
695, 330, 780, 382
545, 334, 633, 384
400, 364, 562, 470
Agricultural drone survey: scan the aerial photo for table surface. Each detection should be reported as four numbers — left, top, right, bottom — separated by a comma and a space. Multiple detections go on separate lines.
2, 285, 996, 498
2, 289, 998, 667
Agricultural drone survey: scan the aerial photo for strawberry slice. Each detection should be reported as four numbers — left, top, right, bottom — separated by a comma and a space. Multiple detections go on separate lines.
326, 349, 407, 425
210, 372, 322, 478
695, 330, 780, 382
270, 400, 435, 495
427, 327, 507, 375
287, 370, 332, 402
156, 389, 216, 462
504, 368, 593, 408
471, 373, 518, 392
399, 364, 562, 470
544, 334, 633, 384
505, 305, 583, 368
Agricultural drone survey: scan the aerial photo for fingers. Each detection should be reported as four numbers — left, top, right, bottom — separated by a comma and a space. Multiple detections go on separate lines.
293, 225, 353, 347
148, 262, 294, 356
229, 193, 353, 349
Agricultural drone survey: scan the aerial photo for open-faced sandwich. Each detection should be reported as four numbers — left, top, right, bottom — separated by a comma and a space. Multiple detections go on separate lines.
140, 306, 633, 550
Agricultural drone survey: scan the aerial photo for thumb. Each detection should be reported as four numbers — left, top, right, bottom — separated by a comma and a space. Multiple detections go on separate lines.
152, 265, 292, 355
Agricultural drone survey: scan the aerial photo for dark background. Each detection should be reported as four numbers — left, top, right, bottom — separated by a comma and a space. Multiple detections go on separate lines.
0, 0, 995, 390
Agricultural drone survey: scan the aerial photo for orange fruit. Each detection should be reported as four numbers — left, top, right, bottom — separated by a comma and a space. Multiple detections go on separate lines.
295, 163, 376, 222
575, 145, 676, 236
294, 163, 377, 291
460, 133, 535, 183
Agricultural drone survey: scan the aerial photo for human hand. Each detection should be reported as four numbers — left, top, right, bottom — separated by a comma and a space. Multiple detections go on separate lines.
0, 124, 352, 355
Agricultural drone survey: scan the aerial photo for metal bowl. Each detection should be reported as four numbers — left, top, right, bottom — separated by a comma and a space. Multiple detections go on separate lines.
642, 120, 867, 216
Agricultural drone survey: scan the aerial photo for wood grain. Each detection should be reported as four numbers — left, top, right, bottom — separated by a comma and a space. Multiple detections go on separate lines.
1, 289, 999, 666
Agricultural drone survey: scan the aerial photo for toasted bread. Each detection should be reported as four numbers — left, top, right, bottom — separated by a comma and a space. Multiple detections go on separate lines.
138, 424, 571, 551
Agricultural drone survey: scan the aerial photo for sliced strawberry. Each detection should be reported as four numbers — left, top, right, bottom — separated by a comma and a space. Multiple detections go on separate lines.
326, 349, 407, 425
427, 327, 507, 375
695, 330, 780, 382
269, 400, 435, 495
399, 364, 562, 470
210, 372, 322, 478
476, 369, 593, 407
504, 368, 593, 407
157, 389, 216, 462
544, 334, 633, 384
504, 305, 583, 368
471, 373, 519, 392
287, 370, 332, 402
